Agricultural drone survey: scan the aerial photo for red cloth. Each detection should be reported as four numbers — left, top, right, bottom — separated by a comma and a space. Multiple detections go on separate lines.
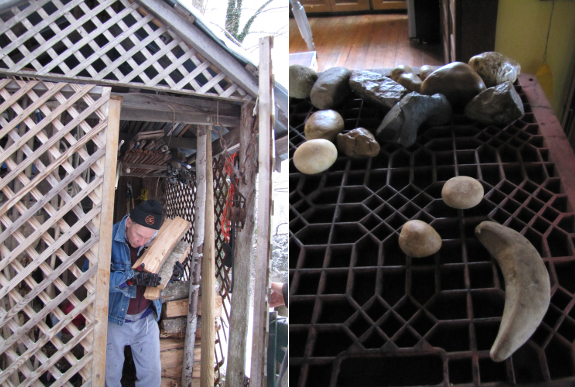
127, 242, 151, 315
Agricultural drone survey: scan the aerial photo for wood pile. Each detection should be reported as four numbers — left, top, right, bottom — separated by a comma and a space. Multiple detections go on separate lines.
121, 131, 172, 174
158, 281, 222, 387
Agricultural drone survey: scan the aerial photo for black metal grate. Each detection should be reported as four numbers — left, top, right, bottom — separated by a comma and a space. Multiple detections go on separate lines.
289, 80, 575, 386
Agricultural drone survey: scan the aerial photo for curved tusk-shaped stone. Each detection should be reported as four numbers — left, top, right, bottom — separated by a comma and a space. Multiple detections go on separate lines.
475, 221, 550, 362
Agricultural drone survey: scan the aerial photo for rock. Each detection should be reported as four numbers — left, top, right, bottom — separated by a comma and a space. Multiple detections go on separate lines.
421, 62, 486, 111
349, 70, 408, 110
399, 220, 442, 258
397, 72, 422, 93
336, 128, 380, 158
442, 176, 484, 209
464, 81, 525, 125
468, 51, 521, 87
293, 139, 338, 175
375, 92, 452, 147
310, 67, 351, 109
390, 64, 415, 81
304, 110, 345, 141
419, 65, 438, 81
289, 65, 318, 99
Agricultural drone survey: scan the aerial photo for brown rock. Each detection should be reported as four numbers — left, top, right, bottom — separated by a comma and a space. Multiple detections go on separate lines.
468, 51, 521, 87
336, 128, 380, 158
304, 110, 345, 142
420, 62, 486, 111
310, 67, 351, 109
289, 65, 318, 99
419, 65, 438, 81
399, 220, 442, 258
397, 72, 422, 93
390, 64, 415, 81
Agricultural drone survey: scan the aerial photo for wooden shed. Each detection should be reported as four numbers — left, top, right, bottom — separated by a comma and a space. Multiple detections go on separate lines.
0, 0, 285, 385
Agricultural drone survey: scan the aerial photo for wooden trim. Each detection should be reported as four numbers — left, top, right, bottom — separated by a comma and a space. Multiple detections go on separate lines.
200, 127, 215, 387
182, 127, 207, 386
134, 0, 258, 97
250, 36, 273, 387
91, 95, 122, 387
224, 101, 257, 386
370, 0, 406, 10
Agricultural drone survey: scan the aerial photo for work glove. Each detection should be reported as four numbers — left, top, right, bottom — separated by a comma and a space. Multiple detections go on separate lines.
129, 271, 161, 287
171, 261, 185, 281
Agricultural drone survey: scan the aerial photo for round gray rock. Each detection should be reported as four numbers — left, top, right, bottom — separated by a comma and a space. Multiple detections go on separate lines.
289, 65, 318, 99
304, 110, 345, 142
469, 51, 521, 88
336, 128, 380, 158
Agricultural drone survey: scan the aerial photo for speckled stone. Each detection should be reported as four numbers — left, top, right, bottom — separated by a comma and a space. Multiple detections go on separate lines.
469, 52, 521, 87
349, 70, 408, 110
464, 81, 525, 125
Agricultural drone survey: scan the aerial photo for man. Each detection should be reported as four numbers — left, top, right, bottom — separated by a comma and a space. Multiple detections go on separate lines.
104, 200, 184, 387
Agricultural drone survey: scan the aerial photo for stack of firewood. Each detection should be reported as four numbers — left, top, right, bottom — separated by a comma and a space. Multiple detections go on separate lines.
158, 281, 223, 387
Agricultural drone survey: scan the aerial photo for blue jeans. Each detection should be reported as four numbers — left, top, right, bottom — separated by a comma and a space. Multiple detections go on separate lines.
105, 312, 161, 387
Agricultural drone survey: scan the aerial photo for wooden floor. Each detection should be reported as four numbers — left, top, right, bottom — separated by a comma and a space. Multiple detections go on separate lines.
289, 14, 444, 72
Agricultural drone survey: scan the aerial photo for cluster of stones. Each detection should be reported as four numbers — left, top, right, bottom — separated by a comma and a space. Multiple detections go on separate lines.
290, 52, 524, 175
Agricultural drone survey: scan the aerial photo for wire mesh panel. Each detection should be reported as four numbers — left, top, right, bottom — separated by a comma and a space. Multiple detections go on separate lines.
163, 154, 233, 386
0, 79, 111, 386
289, 79, 575, 386
0, 0, 250, 101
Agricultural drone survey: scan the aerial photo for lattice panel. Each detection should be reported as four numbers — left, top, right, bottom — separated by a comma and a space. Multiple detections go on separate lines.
0, 80, 111, 386
164, 179, 196, 279
0, 0, 250, 101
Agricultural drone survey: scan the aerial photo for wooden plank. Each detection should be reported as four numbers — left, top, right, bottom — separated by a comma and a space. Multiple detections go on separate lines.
182, 127, 207, 386
162, 316, 192, 334
162, 296, 222, 319
161, 280, 190, 302
92, 94, 122, 387
132, 216, 191, 273
160, 347, 201, 367
135, 0, 258, 97
160, 338, 185, 352
251, 36, 274, 387
144, 242, 190, 300
200, 127, 215, 387
225, 101, 258, 386
162, 363, 200, 379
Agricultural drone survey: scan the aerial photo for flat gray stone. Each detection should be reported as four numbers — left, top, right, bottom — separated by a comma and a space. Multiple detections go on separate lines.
336, 128, 380, 158
469, 51, 521, 87
349, 70, 408, 110
464, 81, 525, 125
310, 67, 351, 109
289, 65, 318, 99
376, 92, 452, 147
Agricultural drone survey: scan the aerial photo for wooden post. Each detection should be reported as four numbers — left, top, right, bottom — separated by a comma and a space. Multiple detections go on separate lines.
200, 128, 215, 387
182, 126, 207, 387
224, 101, 257, 387
250, 36, 274, 387
91, 95, 122, 387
